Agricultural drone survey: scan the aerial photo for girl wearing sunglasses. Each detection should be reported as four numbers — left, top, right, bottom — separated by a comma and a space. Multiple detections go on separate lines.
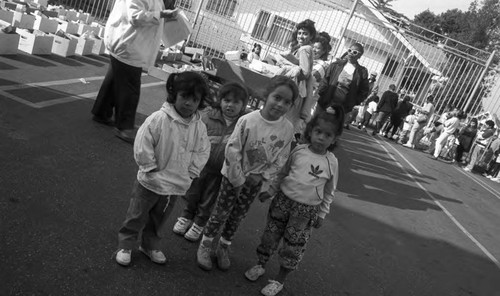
316, 43, 370, 128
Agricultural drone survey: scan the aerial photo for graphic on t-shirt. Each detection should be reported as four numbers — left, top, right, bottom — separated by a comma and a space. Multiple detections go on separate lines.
308, 164, 323, 179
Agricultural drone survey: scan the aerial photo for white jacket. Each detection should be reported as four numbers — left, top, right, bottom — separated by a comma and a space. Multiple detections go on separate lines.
134, 103, 210, 195
105, 0, 164, 68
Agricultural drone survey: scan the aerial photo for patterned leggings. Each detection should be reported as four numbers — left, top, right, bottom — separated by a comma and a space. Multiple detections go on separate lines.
256, 192, 318, 270
203, 176, 262, 242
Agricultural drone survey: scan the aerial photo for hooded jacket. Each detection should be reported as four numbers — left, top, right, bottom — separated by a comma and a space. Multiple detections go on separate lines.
105, 0, 164, 68
134, 103, 210, 195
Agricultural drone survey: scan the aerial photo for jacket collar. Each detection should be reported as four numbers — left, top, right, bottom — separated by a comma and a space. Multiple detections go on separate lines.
160, 102, 201, 124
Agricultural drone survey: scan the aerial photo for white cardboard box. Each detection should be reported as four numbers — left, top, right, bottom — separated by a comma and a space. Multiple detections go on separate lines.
33, 15, 57, 33
69, 34, 94, 55
0, 9, 14, 24
76, 23, 92, 35
57, 20, 78, 34
33, 0, 48, 7
90, 37, 104, 55
0, 31, 20, 54
17, 29, 53, 54
51, 34, 77, 57
12, 11, 35, 29
65, 10, 78, 21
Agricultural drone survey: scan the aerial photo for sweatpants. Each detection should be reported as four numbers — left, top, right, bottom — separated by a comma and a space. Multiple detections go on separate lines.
181, 170, 223, 227
92, 55, 142, 130
118, 180, 176, 250
203, 176, 262, 242
256, 192, 318, 270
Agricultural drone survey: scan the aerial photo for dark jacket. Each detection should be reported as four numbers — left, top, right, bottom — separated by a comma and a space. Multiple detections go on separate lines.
202, 108, 238, 173
392, 100, 413, 118
317, 59, 369, 113
377, 90, 398, 113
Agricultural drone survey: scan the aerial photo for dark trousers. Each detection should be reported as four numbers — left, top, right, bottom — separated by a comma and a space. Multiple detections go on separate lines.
487, 162, 500, 177
91, 56, 142, 130
384, 115, 403, 136
181, 170, 223, 227
118, 181, 177, 250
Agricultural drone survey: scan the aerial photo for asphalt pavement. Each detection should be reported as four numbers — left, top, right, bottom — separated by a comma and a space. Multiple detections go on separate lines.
1, 52, 500, 296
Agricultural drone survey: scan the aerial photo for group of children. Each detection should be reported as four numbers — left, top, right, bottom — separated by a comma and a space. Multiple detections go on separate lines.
114, 71, 343, 296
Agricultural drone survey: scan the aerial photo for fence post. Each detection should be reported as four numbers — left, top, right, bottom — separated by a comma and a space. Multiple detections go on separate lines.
463, 50, 497, 112
185, 0, 206, 46
331, 0, 358, 59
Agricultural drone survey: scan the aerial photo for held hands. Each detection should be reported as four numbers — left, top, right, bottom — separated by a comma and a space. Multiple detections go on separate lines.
246, 174, 264, 188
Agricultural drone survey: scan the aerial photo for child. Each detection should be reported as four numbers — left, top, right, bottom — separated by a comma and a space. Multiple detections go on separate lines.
172, 82, 249, 241
115, 72, 211, 266
359, 96, 379, 131
244, 106, 343, 296
397, 109, 416, 144
196, 76, 298, 271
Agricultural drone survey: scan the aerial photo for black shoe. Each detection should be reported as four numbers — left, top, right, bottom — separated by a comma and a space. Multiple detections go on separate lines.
92, 115, 114, 126
115, 129, 136, 144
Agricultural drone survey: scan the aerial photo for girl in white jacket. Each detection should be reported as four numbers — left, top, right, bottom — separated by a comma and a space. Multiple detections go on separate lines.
115, 72, 211, 266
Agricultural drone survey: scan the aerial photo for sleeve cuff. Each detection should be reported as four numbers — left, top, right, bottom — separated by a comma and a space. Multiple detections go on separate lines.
139, 163, 157, 173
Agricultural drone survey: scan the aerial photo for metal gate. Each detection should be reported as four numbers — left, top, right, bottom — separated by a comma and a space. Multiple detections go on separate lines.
52, 0, 499, 117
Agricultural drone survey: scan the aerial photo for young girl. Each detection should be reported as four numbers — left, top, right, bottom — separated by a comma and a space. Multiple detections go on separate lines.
244, 106, 343, 296
115, 72, 211, 266
172, 82, 249, 241
196, 76, 298, 271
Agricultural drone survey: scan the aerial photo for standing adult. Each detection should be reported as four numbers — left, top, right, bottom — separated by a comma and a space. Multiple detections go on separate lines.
275, 19, 316, 136
455, 118, 478, 163
464, 120, 496, 172
316, 42, 370, 127
372, 84, 398, 136
383, 94, 413, 138
91, 0, 178, 143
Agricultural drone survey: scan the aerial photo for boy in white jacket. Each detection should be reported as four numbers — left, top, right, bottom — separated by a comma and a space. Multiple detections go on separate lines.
115, 72, 210, 266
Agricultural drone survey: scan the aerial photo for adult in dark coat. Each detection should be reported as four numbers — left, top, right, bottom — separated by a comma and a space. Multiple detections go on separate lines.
372, 84, 398, 135
383, 95, 413, 138
455, 118, 478, 163
316, 42, 369, 125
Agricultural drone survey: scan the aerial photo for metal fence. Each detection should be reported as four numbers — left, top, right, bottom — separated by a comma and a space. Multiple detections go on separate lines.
51, 0, 500, 117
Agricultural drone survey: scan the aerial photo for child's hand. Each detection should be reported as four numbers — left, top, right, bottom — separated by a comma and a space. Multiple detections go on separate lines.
246, 174, 263, 188
258, 192, 273, 202
313, 216, 324, 229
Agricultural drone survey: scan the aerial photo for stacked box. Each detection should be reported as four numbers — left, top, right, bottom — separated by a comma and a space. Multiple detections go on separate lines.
57, 20, 78, 34
51, 34, 77, 57
12, 11, 35, 29
0, 31, 20, 55
0, 9, 14, 23
90, 37, 104, 55
69, 34, 94, 55
17, 29, 53, 54
33, 14, 57, 33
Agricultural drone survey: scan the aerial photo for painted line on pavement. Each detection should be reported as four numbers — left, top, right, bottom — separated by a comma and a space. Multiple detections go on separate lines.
455, 167, 500, 201
376, 138, 500, 270
1, 81, 164, 109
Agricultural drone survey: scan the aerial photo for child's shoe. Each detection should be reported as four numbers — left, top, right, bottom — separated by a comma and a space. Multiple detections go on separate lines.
184, 223, 204, 242
245, 264, 266, 281
173, 217, 192, 235
215, 240, 231, 270
139, 246, 166, 264
261, 280, 284, 296
197, 239, 213, 271
115, 249, 131, 266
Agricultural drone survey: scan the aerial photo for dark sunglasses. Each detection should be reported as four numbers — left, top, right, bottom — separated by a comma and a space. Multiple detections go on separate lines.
348, 48, 360, 55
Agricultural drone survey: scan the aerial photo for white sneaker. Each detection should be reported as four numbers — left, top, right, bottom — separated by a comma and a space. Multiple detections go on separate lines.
173, 217, 192, 235
463, 167, 471, 172
261, 280, 284, 296
139, 246, 166, 264
245, 264, 266, 281
197, 239, 213, 271
115, 249, 131, 266
184, 223, 204, 242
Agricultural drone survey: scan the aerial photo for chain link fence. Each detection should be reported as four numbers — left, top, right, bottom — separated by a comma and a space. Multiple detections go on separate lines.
51, 0, 499, 117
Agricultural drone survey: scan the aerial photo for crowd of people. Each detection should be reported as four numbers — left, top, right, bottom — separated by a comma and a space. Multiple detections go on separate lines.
90, 2, 499, 295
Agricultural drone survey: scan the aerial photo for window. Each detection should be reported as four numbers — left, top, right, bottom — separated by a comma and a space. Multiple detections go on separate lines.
382, 57, 399, 78
206, 0, 237, 18
175, 0, 192, 10
251, 11, 296, 48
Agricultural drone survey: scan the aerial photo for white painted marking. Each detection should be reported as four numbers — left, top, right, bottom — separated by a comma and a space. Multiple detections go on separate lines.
376, 138, 500, 270
455, 167, 500, 201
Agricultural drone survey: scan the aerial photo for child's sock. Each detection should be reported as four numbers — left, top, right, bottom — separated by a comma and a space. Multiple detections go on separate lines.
220, 237, 231, 246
